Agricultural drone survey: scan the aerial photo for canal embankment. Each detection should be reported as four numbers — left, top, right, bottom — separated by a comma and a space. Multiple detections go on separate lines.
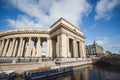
0, 61, 55, 74
0, 58, 97, 75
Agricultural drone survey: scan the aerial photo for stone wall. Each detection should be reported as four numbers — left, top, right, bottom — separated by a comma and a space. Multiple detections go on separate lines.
0, 61, 55, 74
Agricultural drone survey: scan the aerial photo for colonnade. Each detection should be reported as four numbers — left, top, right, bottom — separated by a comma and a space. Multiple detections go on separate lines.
51, 34, 86, 58
67, 37, 86, 58
0, 37, 52, 57
0, 34, 86, 58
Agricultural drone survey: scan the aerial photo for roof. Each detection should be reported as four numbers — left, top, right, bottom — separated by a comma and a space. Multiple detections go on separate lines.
50, 18, 84, 35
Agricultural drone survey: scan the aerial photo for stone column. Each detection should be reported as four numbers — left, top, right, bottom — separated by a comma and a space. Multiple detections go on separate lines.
61, 33, 67, 58
82, 41, 86, 57
78, 42, 81, 57
26, 37, 32, 57
52, 39, 56, 57
0, 40, 5, 56
12, 39, 18, 57
76, 41, 79, 57
20, 39, 25, 57
17, 38, 23, 56
47, 38, 51, 58
32, 46, 36, 57
57, 36, 60, 57
66, 36, 69, 58
80, 40, 83, 57
2, 39, 9, 56
73, 39, 77, 58
10, 38, 15, 56
0, 40, 1, 46
49, 38, 52, 58
6, 40, 13, 56
34, 41, 37, 57
36, 37, 41, 57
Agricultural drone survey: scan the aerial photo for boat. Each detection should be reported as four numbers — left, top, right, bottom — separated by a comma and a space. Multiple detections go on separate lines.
23, 65, 73, 80
0, 70, 16, 80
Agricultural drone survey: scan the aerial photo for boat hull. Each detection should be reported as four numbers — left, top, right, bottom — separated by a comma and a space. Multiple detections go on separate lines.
23, 66, 73, 80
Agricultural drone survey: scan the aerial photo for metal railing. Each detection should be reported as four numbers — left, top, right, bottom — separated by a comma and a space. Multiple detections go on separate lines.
0, 57, 98, 64
0, 57, 38, 63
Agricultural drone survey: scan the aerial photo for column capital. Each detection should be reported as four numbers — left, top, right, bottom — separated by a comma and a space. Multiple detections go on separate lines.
12, 37, 16, 39
80, 40, 83, 42
47, 37, 51, 40
6, 38, 10, 40
28, 37, 31, 39
37, 37, 41, 39
18, 37, 23, 41
81, 40, 84, 43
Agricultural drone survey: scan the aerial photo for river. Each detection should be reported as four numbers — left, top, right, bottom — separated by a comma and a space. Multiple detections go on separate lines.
14, 64, 120, 80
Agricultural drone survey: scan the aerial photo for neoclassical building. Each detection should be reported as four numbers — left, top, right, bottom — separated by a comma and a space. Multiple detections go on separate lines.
0, 18, 86, 58
86, 40, 104, 57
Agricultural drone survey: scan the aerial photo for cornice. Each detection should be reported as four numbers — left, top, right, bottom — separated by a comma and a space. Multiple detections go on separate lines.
60, 23, 85, 39
0, 29, 49, 38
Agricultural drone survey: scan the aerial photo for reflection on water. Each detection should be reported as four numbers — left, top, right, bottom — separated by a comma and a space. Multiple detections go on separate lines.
15, 65, 120, 80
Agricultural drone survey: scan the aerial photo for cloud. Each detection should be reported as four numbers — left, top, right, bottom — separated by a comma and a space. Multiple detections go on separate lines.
96, 37, 109, 45
7, 15, 44, 29
95, 0, 120, 20
6, 0, 91, 29
107, 44, 120, 53
108, 44, 120, 49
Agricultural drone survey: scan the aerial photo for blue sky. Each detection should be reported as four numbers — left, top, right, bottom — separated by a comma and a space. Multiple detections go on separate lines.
0, 0, 120, 53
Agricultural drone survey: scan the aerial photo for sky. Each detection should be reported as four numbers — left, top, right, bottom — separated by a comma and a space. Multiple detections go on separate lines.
0, 0, 120, 53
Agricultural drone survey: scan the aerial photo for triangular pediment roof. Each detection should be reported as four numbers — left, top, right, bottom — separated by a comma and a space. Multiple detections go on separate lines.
50, 18, 84, 35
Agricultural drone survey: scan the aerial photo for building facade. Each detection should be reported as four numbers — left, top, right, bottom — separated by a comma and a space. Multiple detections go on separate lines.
86, 40, 104, 57
0, 18, 86, 58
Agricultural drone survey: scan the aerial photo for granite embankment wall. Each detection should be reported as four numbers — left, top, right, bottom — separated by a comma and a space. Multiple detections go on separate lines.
0, 61, 55, 74
0, 59, 96, 74
55, 59, 94, 67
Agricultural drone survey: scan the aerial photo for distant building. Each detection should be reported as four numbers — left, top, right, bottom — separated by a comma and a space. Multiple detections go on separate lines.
104, 51, 112, 56
86, 40, 104, 57
105, 51, 112, 54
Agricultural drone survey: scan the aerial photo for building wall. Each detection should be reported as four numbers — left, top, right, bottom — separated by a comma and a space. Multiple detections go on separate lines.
86, 41, 104, 56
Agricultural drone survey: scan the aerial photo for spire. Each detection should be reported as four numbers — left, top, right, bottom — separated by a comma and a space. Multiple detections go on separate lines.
94, 39, 97, 45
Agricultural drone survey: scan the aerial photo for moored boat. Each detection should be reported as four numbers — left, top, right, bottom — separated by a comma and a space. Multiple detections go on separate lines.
23, 65, 73, 80
0, 70, 16, 80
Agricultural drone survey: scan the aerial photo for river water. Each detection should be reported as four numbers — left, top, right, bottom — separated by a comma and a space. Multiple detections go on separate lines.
15, 64, 120, 80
